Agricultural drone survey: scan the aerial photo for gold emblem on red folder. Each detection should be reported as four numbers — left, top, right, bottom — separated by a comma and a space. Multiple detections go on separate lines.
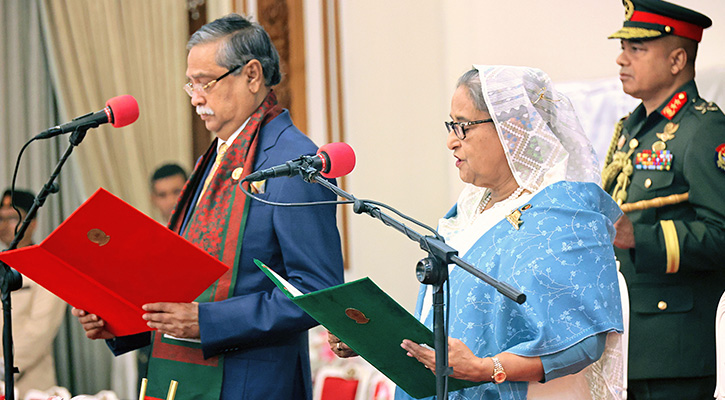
345, 308, 370, 324
87, 229, 110, 246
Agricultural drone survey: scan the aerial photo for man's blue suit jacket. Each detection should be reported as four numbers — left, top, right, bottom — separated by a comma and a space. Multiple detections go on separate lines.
109, 110, 345, 399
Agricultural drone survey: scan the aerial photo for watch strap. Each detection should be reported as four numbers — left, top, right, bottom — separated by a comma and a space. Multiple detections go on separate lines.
491, 356, 507, 384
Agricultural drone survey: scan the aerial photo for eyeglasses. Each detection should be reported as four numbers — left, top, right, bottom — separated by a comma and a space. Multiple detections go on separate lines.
444, 119, 494, 140
184, 64, 243, 97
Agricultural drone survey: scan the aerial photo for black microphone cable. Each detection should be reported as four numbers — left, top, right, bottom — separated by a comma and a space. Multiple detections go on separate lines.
237, 179, 443, 241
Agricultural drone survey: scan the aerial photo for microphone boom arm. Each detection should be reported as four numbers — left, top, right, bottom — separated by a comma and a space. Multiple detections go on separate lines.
1, 126, 91, 400
311, 175, 526, 304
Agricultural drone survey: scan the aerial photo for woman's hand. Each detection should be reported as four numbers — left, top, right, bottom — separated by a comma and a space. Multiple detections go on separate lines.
401, 337, 488, 382
327, 331, 358, 358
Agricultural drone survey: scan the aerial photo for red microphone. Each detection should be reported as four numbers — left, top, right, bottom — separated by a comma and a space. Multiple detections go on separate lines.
243, 142, 356, 182
317, 142, 356, 179
36, 95, 139, 139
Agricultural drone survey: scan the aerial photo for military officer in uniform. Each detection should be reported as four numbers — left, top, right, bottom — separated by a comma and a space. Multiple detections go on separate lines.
603, 0, 725, 398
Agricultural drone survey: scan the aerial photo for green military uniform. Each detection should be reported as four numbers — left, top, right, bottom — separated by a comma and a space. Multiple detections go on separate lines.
603, 79, 725, 378
605, 1, 725, 398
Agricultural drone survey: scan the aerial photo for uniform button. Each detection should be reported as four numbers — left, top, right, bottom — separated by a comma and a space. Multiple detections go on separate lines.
657, 301, 668, 310
644, 178, 652, 188
629, 138, 639, 149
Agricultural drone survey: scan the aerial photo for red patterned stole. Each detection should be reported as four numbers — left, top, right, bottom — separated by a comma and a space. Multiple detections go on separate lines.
145, 91, 282, 400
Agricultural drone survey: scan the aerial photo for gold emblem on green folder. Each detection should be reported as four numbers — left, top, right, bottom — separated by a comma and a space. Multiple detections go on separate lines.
345, 308, 370, 324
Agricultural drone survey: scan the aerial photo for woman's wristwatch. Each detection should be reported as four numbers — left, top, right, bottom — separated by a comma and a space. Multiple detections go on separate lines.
490, 356, 507, 384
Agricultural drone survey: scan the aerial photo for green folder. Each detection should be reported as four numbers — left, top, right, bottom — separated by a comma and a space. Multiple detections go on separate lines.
254, 259, 484, 399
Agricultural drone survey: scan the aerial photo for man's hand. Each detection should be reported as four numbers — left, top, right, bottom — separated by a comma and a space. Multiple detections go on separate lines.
71, 307, 115, 340
327, 331, 358, 358
142, 302, 200, 339
613, 213, 636, 249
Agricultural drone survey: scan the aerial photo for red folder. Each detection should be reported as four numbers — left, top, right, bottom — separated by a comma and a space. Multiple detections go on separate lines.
0, 188, 229, 336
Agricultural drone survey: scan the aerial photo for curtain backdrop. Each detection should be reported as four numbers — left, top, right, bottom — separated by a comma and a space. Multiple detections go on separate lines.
41, 0, 192, 217
1, 0, 104, 397
38, 1, 192, 397
0, 0, 84, 240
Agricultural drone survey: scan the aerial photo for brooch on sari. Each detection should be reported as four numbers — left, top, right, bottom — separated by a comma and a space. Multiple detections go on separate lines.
506, 204, 531, 230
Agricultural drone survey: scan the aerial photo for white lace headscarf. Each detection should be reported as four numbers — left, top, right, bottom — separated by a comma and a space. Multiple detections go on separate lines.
472, 65, 600, 191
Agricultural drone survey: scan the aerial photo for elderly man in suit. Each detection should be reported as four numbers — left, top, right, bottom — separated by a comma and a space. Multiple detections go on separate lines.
73, 14, 344, 400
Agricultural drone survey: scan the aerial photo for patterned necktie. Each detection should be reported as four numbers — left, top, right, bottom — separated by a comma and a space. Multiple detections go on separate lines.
197, 143, 228, 206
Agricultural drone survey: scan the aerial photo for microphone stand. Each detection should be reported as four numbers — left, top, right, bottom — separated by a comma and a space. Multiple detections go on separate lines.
300, 169, 526, 399
0, 127, 90, 400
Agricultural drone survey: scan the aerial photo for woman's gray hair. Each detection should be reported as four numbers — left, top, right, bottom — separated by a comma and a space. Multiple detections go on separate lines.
187, 14, 282, 86
456, 69, 488, 113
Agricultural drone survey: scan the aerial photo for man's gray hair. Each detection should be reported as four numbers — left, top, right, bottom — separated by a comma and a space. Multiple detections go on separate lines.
187, 14, 281, 86
456, 69, 488, 113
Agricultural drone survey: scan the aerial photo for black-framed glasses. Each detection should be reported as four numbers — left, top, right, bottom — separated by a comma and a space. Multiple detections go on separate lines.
184, 64, 243, 97
444, 118, 494, 140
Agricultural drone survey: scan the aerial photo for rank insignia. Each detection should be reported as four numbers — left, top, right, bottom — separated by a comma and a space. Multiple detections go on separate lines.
694, 101, 719, 115
635, 150, 672, 171
661, 92, 687, 120
717, 144, 725, 172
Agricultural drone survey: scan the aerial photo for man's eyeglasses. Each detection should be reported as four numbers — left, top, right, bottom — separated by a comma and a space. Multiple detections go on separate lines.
444, 119, 494, 140
184, 64, 243, 97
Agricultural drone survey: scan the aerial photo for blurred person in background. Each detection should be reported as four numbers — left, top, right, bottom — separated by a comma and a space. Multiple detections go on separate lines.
0, 189, 66, 397
150, 163, 188, 225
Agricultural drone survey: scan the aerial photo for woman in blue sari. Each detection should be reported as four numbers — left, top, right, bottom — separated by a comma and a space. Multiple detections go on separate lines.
397, 66, 624, 399
330, 66, 625, 399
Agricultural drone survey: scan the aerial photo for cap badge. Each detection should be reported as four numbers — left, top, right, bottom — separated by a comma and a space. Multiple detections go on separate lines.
717, 144, 725, 172
623, 0, 634, 20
